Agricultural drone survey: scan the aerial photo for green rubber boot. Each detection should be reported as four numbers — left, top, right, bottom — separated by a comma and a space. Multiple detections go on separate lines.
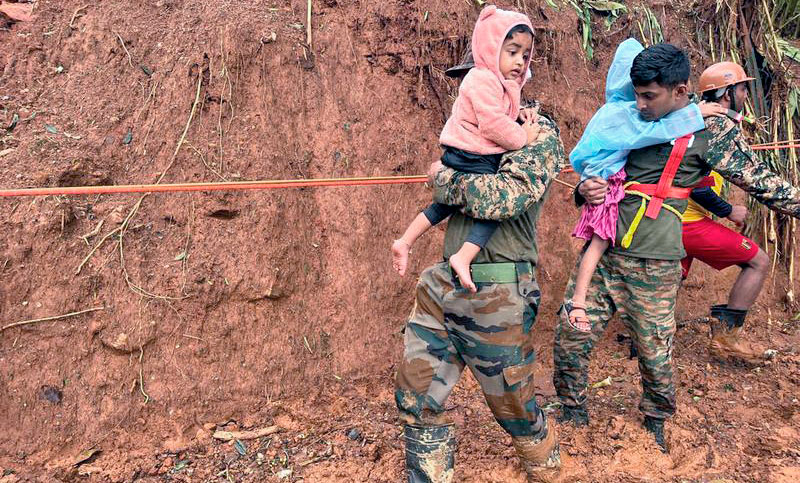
404, 423, 456, 483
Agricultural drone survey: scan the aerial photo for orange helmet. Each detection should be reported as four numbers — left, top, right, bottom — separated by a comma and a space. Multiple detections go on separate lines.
698, 61, 755, 93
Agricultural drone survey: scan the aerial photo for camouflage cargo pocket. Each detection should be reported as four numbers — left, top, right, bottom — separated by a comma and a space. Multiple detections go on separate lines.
518, 279, 541, 334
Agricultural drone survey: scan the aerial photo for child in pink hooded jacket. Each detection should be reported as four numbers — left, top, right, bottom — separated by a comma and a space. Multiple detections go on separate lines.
392, 6, 541, 292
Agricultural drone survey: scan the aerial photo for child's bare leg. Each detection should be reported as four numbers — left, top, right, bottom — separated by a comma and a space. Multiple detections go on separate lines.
569, 235, 609, 332
392, 212, 433, 276
449, 242, 481, 293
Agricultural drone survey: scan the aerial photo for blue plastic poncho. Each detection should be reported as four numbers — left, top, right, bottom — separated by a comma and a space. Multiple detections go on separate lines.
569, 38, 705, 180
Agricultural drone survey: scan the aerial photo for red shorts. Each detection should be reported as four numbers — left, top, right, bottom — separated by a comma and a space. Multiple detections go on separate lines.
681, 217, 760, 278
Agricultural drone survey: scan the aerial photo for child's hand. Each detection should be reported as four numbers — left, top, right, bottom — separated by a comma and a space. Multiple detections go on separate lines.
518, 106, 539, 124
523, 117, 542, 145
698, 101, 727, 118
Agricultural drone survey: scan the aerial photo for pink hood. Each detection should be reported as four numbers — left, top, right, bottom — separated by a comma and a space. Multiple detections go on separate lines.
438, 6, 534, 154
471, 5, 534, 91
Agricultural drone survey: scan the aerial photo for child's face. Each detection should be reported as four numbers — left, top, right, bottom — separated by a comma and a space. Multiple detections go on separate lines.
498, 31, 532, 81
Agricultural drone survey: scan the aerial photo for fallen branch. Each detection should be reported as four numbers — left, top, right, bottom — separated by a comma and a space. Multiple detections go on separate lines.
76, 226, 121, 275
213, 425, 281, 441
1, 306, 104, 333
306, 0, 313, 47
68, 4, 89, 29
81, 219, 105, 245
115, 32, 134, 68
138, 346, 150, 403
300, 455, 331, 467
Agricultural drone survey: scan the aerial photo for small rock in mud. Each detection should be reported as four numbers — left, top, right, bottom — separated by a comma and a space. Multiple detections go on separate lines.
607, 415, 626, 440
162, 439, 189, 454
0, 472, 20, 483
40, 385, 62, 404
99, 326, 156, 354
346, 428, 362, 441
194, 428, 211, 444
223, 452, 239, 466
206, 209, 239, 220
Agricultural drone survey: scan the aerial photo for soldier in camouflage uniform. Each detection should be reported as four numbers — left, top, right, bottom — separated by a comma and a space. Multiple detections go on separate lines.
395, 107, 566, 482
685, 61, 776, 365
553, 45, 800, 452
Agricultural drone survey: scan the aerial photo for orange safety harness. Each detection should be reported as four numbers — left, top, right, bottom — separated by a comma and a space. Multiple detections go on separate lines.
619, 134, 714, 248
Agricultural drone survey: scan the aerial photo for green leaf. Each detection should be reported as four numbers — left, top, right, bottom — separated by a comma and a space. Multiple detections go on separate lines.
45, 124, 58, 134
174, 251, 187, 261
545, 0, 559, 8
540, 401, 562, 411
72, 448, 100, 467
591, 376, 612, 388
234, 439, 247, 456
122, 130, 133, 145
586, 0, 627, 12
141, 65, 153, 76
6, 113, 19, 131
778, 38, 800, 63
789, 88, 799, 119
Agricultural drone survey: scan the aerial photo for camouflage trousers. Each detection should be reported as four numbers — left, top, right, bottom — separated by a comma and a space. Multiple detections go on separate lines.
395, 262, 548, 438
553, 251, 681, 419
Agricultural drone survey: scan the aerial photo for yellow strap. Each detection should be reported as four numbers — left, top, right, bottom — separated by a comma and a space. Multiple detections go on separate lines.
620, 183, 684, 249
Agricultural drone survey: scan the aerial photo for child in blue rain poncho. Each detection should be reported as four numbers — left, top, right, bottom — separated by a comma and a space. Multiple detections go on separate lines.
564, 39, 723, 332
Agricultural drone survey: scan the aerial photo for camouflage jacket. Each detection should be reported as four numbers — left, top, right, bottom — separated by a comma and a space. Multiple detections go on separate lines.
431, 114, 567, 265
705, 116, 800, 218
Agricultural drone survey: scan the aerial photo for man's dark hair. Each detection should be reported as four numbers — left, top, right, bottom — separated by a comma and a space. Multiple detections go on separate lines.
505, 24, 533, 40
630, 43, 690, 88
701, 88, 725, 102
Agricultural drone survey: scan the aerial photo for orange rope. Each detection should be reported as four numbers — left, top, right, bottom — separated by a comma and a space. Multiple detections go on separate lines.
752, 138, 800, 147
0, 144, 792, 198
0, 175, 428, 197
752, 143, 800, 151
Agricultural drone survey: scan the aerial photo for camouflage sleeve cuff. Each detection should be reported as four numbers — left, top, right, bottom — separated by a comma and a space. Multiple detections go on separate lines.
432, 167, 466, 207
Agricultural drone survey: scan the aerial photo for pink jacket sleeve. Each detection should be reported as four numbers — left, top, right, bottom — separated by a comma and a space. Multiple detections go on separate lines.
462, 70, 527, 151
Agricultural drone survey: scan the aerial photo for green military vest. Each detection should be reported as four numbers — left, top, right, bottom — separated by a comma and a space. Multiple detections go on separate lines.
610, 128, 713, 260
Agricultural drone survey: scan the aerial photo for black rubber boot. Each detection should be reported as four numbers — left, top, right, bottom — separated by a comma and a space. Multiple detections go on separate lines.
404, 423, 456, 483
643, 416, 667, 453
557, 404, 589, 427
629, 338, 639, 360
616, 333, 638, 360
